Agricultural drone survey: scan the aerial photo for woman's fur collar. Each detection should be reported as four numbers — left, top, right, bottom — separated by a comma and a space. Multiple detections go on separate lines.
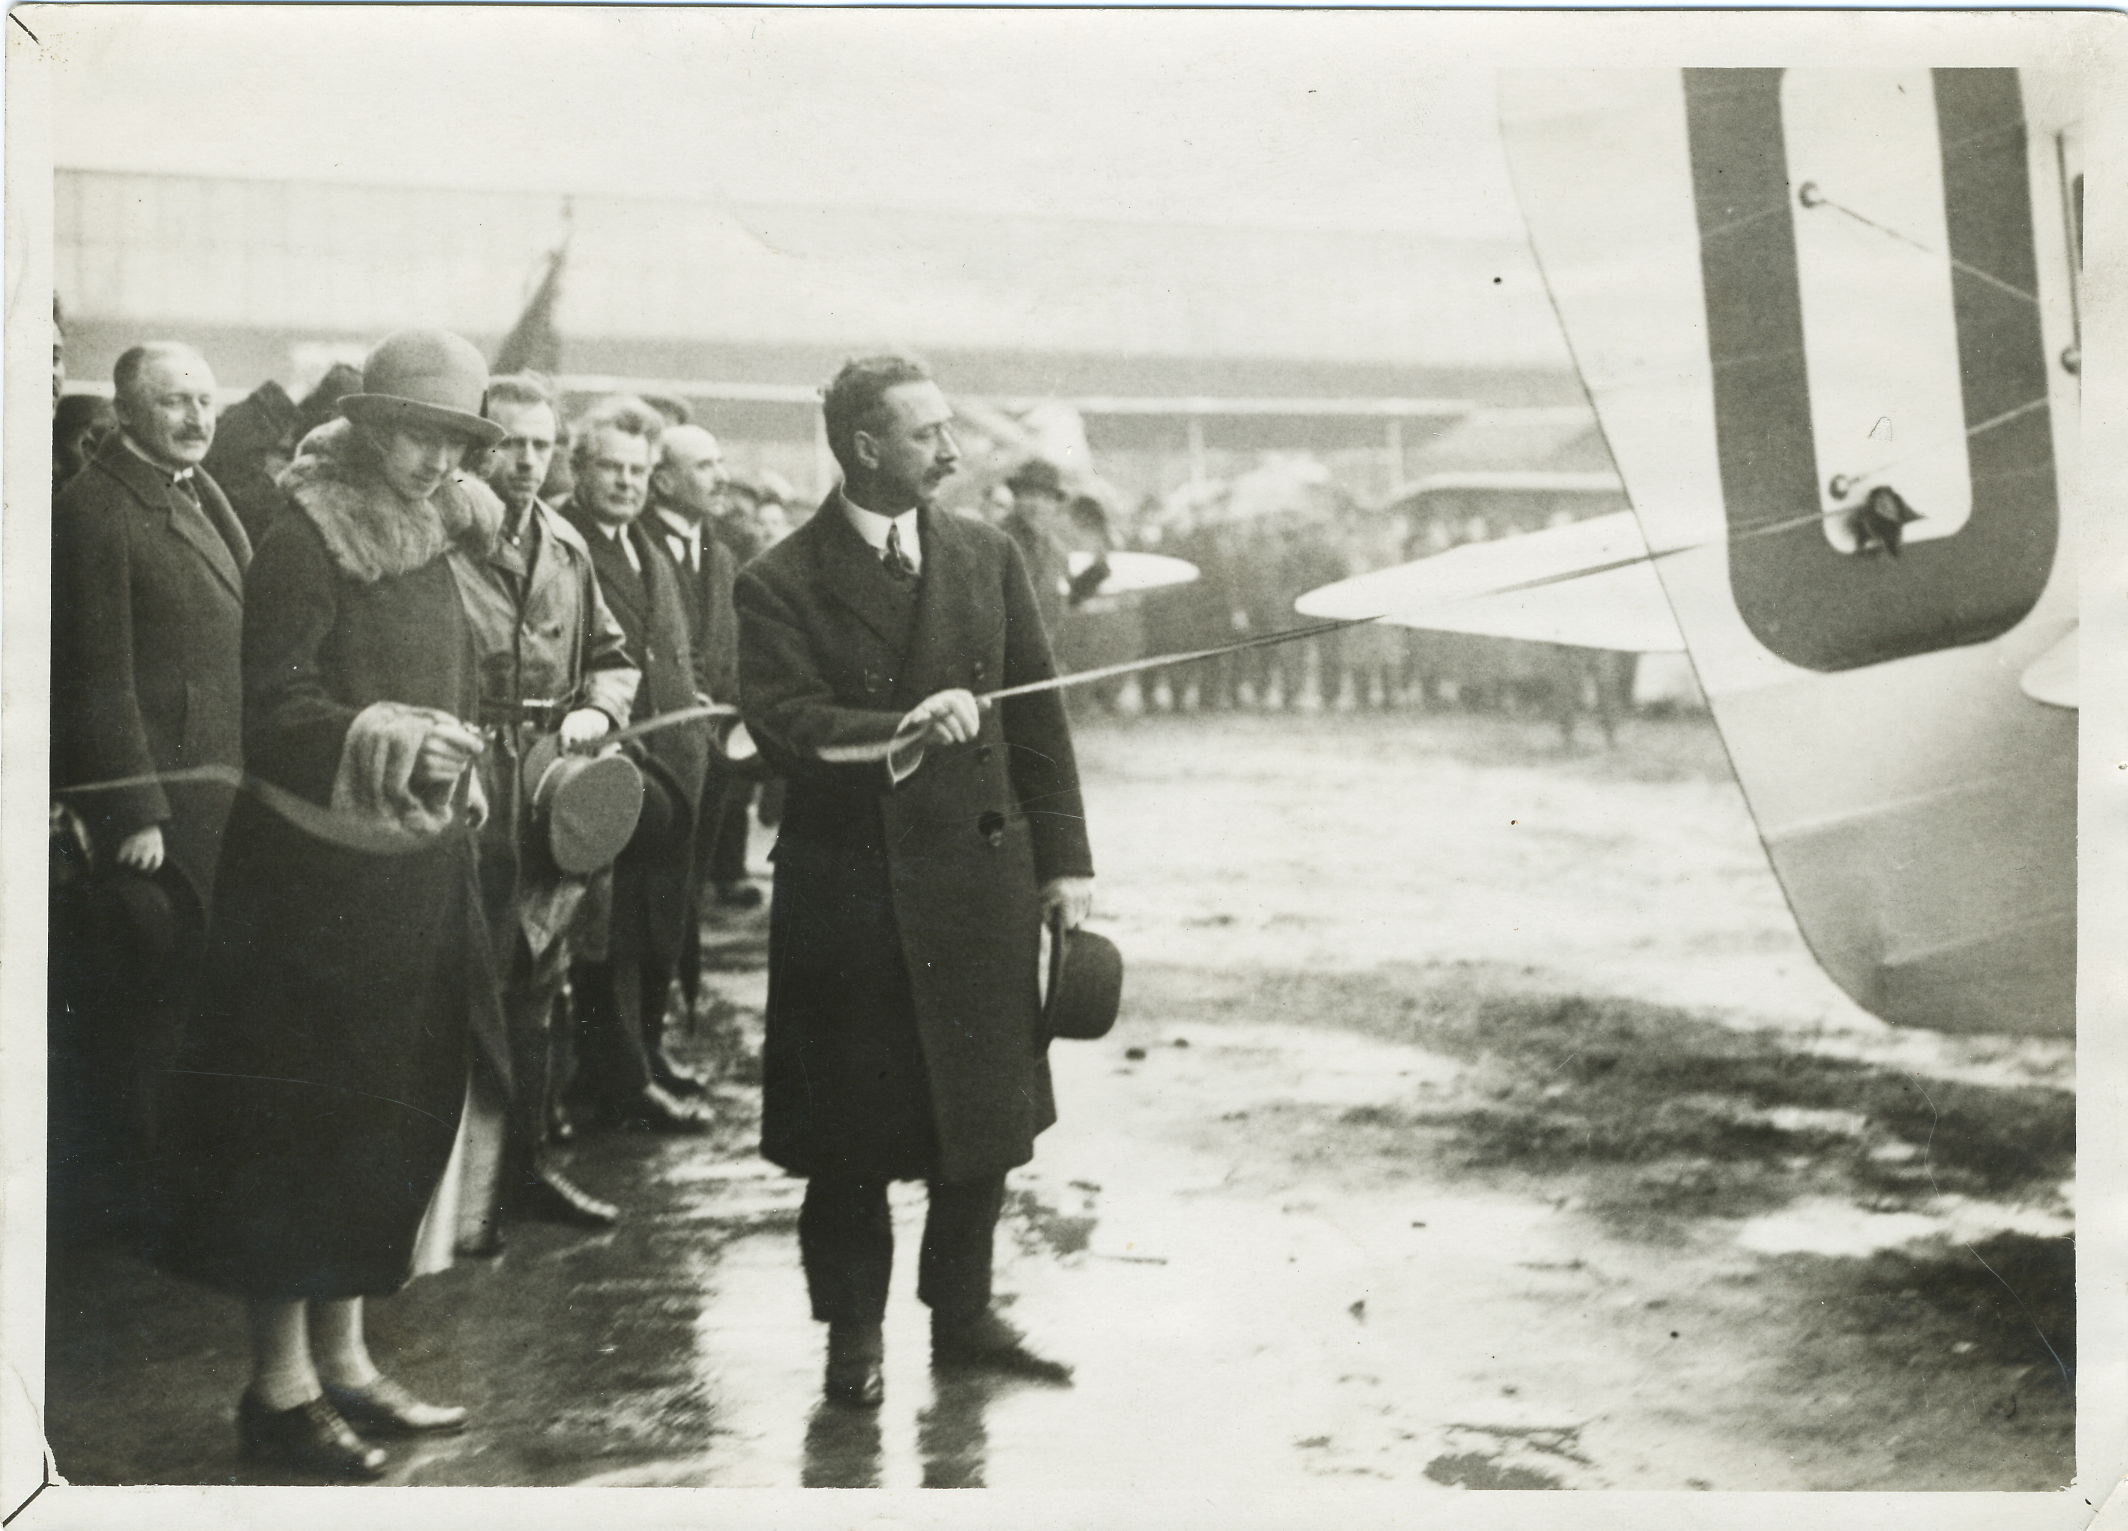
277, 418, 503, 584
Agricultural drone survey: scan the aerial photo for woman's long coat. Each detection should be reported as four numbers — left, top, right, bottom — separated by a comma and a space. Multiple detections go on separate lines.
158, 422, 501, 1300
735, 499, 1094, 1185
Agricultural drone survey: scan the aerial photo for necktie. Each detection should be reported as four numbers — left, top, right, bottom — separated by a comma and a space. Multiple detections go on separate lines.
882, 522, 918, 583
167, 471, 241, 568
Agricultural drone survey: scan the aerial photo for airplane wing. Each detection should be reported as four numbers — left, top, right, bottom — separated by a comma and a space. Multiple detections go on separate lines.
1067, 549, 1200, 596
1295, 512, 1685, 652
2020, 625, 2078, 710
1500, 68, 2081, 1036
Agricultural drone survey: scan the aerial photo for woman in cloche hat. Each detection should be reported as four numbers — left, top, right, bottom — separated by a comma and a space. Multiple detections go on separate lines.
157, 330, 510, 1479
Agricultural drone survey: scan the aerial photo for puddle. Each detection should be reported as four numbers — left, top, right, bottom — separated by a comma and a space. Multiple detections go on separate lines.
1424, 1453, 1564, 1490
1735, 1195, 2072, 1258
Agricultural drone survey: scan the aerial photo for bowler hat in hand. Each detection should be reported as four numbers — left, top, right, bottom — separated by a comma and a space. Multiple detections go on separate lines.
1043, 907, 1123, 1042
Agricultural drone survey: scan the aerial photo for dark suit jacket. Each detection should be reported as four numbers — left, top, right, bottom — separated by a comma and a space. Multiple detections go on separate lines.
53, 434, 252, 907
564, 502, 710, 969
736, 495, 1093, 1183
646, 504, 741, 704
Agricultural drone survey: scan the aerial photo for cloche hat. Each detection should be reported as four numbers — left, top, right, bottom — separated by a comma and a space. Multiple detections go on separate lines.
339, 329, 505, 448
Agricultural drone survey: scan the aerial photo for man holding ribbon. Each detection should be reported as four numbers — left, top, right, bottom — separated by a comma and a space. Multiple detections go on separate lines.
735, 354, 1094, 1409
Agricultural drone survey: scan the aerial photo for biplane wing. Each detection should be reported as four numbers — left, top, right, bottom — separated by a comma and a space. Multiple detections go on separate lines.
1495, 68, 2082, 1036
1295, 510, 1684, 652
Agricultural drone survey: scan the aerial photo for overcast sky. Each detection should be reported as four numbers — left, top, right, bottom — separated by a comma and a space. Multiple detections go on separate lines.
40, 7, 1529, 239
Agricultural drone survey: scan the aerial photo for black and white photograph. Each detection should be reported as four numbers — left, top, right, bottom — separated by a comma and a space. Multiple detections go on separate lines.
5, 7, 2123, 1527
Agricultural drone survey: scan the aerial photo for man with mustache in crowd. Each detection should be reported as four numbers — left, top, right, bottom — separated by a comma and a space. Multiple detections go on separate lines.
52, 342, 251, 1240
444, 373, 642, 1253
560, 398, 714, 1133
735, 355, 1094, 1408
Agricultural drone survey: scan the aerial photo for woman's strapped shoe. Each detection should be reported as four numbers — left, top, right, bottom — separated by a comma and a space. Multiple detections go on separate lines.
237, 1391, 388, 1480
323, 1376, 471, 1436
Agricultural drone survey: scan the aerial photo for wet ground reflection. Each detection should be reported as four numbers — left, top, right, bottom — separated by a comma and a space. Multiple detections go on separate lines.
800, 1402, 881, 1489
42, 751, 2075, 1494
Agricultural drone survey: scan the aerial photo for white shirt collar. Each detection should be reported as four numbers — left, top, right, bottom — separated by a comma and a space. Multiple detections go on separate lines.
653, 506, 700, 546
838, 490, 921, 573
120, 432, 194, 485
594, 519, 642, 572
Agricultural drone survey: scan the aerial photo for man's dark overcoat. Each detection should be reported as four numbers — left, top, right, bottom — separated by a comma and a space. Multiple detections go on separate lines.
51, 434, 251, 1239
52, 434, 251, 909
648, 507, 743, 706
157, 421, 499, 1299
564, 507, 711, 970
647, 508, 748, 1005
735, 498, 1094, 1186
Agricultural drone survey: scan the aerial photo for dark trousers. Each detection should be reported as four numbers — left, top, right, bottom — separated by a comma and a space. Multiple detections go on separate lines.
496, 933, 570, 1177
49, 895, 197, 1245
569, 952, 672, 1108
708, 778, 753, 886
798, 1174, 1007, 1325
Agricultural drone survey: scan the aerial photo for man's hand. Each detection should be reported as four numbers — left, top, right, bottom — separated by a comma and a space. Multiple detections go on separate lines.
904, 688, 982, 748
1041, 876, 1094, 930
560, 707, 612, 748
413, 718, 486, 788
114, 824, 165, 874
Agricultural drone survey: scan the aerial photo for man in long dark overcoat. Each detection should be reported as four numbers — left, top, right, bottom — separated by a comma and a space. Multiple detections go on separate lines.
644, 422, 748, 1018
735, 355, 1094, 1408
561, 398, 713, 1133
51, 341, 250, 1237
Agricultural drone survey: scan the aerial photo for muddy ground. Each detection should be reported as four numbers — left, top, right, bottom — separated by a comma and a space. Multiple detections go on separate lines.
44, 705, 2073, 1493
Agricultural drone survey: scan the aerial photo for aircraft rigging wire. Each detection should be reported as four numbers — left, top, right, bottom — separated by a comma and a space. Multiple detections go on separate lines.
1796, 182, 2039, 308
1801, 394, 2052, 510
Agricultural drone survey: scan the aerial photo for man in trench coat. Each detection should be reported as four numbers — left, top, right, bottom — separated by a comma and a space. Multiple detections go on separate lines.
450, 372, 642, 1248
735, 355, 1094, 1408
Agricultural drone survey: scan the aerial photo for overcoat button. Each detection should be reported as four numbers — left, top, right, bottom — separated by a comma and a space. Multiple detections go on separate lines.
977, 810, 1006, 846
975, 744, 994, 764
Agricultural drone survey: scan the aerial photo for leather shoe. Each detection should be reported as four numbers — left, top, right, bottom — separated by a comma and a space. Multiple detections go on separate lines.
323, 1376, 469, 1437
238, 1391, 387, 1479
930, 1309, 1073, 1384
612, 1083, 713, 1134
714, 881, 765, 910
508, 1165, 620, 1229
824, 1322, 884, 1409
